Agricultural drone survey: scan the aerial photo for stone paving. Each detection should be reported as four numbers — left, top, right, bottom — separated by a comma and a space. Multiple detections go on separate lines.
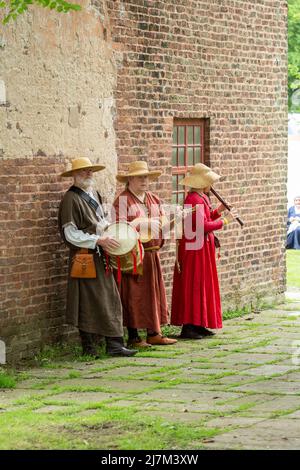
1, 296, 300, 449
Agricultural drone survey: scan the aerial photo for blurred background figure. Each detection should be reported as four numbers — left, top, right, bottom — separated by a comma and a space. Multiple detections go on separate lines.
287, 196, 300, 250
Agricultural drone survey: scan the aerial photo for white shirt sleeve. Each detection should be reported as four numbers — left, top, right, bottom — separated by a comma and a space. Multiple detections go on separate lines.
96, 219, 110, 235
64, 223, 99, 249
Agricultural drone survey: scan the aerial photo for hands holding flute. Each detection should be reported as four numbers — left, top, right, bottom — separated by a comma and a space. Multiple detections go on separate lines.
216, 203, 239, 226
211, 187, 244, 228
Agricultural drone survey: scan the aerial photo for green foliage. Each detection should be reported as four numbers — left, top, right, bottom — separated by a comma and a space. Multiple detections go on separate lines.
0, 369, 17, 389
286, 249, 300, 288
222, 306, 252, 320
33, 342, 107, 367
0, 0, 81, 24
288, 0, 300, 111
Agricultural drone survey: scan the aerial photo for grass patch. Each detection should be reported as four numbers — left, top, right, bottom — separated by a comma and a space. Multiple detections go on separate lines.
0, 404, 225, 450
67, 371, 82, 379
161, 325, 181, 338
223, 301, 281, 322
269, 407, 300, 419
33, 343, 107, 368
0, 368, 17, 389
136, 350, 184, 359
286, 250, 300, 289
0, 409, 95, 449
223, 307, 252, 321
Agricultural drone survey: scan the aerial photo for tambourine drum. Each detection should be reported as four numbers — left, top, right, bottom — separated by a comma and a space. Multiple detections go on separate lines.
109, 242, 144, 272
103, 222, 144, 274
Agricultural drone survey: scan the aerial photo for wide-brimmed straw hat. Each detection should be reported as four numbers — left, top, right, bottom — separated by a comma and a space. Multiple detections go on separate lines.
179, 163, 221, 189
61, 157, 105, 177
116, 160, 162, 183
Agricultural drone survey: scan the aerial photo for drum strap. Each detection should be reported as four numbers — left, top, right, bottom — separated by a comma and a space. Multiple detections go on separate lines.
132, 250, 137, 274
69, 185, 102, 210
138, 240, 143, 259
117, 257, 122, 284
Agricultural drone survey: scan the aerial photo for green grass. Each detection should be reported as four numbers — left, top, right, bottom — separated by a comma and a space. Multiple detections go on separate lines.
0, 369, 17, 389
286, 249, 300, 288
33, 343, 107, 367
223, 306, 252, 321
0, 405, 225, 450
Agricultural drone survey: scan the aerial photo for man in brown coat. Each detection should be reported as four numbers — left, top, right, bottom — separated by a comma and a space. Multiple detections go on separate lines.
58, 157, 137, 357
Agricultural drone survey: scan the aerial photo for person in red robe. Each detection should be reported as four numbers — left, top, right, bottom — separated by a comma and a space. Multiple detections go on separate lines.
171, 163, 235, 339
113, 160, 177, 348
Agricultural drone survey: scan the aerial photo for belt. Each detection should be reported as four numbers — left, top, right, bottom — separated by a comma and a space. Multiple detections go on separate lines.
73, 248, 95, 254
144, 246, 160, 252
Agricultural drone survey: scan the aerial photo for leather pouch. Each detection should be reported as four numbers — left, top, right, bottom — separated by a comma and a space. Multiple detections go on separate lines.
71, 249, 96, 278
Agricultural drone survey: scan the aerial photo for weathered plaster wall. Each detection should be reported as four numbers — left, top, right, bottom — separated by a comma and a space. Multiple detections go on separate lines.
0, 1, 120, 361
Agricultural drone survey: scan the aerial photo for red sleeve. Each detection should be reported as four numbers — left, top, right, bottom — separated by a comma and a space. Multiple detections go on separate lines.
211, 209, 221, 221
204, 219, 223, 233
204, 203, 223, 232
185, 193, 223, 234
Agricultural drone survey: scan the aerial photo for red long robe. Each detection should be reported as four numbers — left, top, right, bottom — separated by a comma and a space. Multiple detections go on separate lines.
171, 191, 224, 329
113, 189, 168, 332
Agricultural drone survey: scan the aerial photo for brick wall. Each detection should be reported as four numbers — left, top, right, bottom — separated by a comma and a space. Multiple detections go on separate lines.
0, 1, 288, 361
0, 158, 72, 362
107, 0, 288, 310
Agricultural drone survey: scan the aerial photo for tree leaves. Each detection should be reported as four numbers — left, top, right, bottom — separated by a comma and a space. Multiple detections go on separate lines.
289, 0, 300, 111
0, 0, 81, 24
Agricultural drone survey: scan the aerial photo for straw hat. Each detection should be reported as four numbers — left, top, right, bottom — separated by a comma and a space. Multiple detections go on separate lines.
61, 157, 105, 177
179, 163, 221, 189
116, 160, 161, 183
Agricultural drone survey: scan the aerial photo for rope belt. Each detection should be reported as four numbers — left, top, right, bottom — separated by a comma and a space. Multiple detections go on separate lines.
144, 246, 160, 252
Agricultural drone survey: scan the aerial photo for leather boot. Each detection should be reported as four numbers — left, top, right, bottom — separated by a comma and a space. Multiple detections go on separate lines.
195, 326, 216, 336
79, 330, 99, 357
106, 337, 138, 357
179, 324, 204, 340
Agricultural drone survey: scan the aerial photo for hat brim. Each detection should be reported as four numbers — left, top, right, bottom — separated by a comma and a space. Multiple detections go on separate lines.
61, 165, 105, 178
179, 171, 220, 189
116, 171, 162, 183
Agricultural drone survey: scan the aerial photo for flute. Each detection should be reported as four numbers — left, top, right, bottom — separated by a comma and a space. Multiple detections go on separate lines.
210, 187, 244, 228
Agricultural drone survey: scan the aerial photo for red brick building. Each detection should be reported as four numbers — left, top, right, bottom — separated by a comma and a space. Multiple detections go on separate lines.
0, 1, 288, 362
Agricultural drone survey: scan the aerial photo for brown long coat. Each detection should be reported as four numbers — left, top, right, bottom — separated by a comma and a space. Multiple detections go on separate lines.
58, 189, 123, 336
113, 189, 168, 332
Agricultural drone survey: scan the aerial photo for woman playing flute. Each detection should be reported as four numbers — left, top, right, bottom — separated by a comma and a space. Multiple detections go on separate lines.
171, 163, 237, 339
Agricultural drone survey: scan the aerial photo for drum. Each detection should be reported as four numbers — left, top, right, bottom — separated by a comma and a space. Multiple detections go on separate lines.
103, 222, 144, 275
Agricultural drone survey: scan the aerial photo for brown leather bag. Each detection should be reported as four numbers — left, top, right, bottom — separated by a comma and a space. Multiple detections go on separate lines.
70, 248, 96, 278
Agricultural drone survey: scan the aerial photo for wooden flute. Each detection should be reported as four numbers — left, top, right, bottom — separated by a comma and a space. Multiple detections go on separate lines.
210, 187, 244, 228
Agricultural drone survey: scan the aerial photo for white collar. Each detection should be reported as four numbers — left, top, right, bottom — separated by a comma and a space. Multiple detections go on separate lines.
129, 189, 146, 203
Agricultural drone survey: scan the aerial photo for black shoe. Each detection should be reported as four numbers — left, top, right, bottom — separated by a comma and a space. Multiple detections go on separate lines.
106, 338, 138, 357
179, 324, 204, 340
196, 326, 216, 337
107, 346, 138, 357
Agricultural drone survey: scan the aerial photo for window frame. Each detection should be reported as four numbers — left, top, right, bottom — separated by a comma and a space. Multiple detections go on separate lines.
172, 118, 206, 205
